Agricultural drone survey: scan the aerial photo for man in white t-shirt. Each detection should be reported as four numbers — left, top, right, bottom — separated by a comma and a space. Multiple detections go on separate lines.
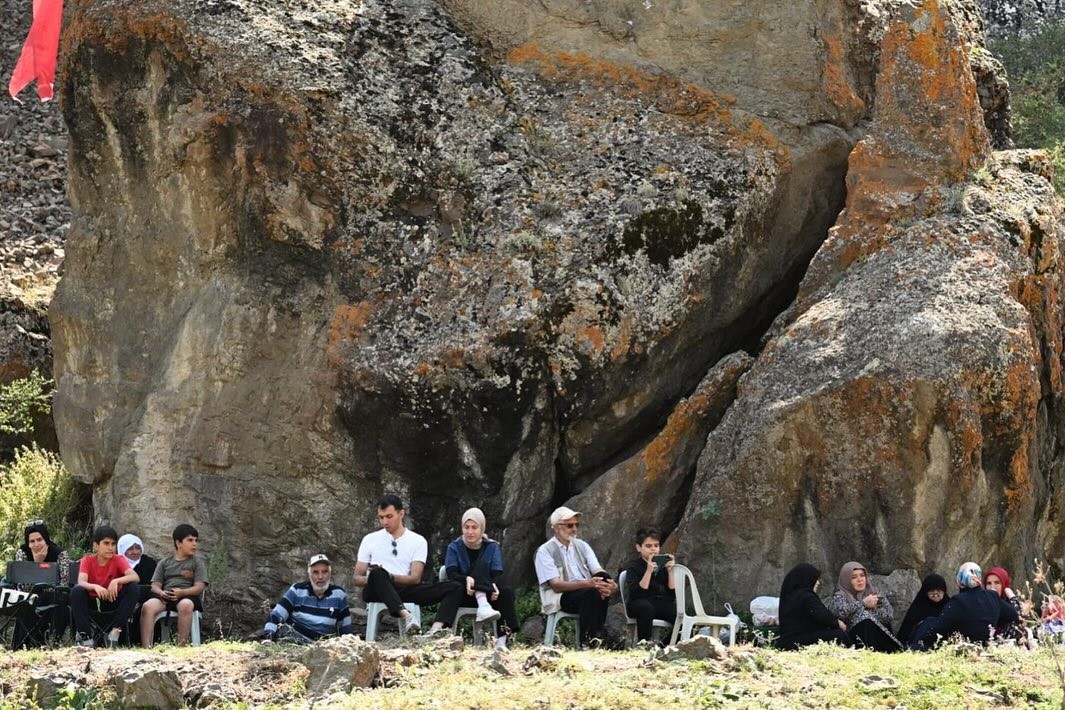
353, 494, 464, 636
534, 505, 617, 646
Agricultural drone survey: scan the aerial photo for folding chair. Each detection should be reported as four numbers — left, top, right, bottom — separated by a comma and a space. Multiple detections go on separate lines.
438, 566, 496, 645
618, 570, 673, 646
669, 565, 737, 646
1, 561, 61, 649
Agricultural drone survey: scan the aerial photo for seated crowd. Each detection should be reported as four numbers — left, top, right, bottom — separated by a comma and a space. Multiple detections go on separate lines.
2, 498, 1049, 653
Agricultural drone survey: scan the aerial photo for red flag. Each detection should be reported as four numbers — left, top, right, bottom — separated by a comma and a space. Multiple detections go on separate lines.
8, 0, 65, 102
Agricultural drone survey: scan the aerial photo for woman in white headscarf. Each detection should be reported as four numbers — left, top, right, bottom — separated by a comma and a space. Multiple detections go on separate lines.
118, 534, 157, 587
827, 561, 903, 651
444, 507, 518, 651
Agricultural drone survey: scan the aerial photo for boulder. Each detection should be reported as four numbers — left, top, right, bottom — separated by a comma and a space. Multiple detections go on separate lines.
303, 636, 380, 696
672, 0, 1065, 608
111, 667, 184, 709
52, 0, 859, 619
657, 634, 728, 661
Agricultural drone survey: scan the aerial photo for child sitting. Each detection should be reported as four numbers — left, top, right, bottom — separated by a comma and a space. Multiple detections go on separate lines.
139, 524, 208, 647
1042, 595, 1065, 636
72, 525, 141, 648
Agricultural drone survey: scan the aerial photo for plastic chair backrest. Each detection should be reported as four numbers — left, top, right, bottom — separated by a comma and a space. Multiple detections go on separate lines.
5, 560, 59, 587
673, 565, 708, 616
618, 570, 631, 617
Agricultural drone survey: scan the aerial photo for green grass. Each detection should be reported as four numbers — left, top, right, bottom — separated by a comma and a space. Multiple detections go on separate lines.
0, 641, 1062, 708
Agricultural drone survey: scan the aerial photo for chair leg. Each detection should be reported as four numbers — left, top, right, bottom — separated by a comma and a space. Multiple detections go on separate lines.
544, 614, 557, 646
190, 613, 201, 646
365, 606, 380, 643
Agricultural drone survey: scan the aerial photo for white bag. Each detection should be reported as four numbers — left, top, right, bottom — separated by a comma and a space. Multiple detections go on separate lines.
750, 596, 779, 626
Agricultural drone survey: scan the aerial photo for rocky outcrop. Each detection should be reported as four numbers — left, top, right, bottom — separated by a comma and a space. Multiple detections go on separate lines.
52, 0, 855, 616
50, 0, 1063, 626
672, 0, 1065, 602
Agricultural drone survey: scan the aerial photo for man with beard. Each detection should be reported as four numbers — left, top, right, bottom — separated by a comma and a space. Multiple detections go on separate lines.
263, 554, 353, 642
534, 506, 618, 646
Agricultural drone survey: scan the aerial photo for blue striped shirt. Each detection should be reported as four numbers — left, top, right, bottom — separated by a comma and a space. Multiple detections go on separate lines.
264, 582, 352, 639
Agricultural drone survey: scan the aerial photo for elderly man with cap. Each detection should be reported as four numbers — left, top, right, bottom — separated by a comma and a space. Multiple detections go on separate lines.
534, 505, 618, 646
263, 554, 353, 643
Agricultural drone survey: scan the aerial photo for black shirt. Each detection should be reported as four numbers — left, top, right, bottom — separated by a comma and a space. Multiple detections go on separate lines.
622, 557, 672, 601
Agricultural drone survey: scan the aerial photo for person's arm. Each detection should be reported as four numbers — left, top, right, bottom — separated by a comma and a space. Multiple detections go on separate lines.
999, 597, 1020, 625
806, 591, 844, 628
826, 591, 862, 624
264, 587, 294, 633
352, 561, 371, 588
873, 594, 894, 625
548, 576, 598, 593
392, 560, 423, 587
175, 580, 206, 599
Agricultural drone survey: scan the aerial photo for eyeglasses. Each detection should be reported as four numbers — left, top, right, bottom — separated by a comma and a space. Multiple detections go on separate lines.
391, 540, 398, 556
26, 519, 45, 527
562, 522, 580, 529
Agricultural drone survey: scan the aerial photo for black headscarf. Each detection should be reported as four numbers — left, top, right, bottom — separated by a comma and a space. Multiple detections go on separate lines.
780, 563, 820, 597
19, 521, 64, 562
779, 563, 822, 614
897, 574, 950, 644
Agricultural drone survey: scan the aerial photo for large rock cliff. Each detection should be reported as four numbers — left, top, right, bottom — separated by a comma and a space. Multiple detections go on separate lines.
51, 0, 1063, 622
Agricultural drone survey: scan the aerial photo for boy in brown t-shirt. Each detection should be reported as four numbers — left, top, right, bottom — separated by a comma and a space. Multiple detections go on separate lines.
139, 524, 208, 647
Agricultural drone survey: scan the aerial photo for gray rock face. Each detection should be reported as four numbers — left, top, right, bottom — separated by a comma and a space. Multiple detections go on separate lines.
49, 0, 1061, 631
52, 0, 854, 620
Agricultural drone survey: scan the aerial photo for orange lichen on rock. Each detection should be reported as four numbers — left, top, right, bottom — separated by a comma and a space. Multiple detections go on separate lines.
506, 42, 785, 158
641, 387, 712, 483
820, 32, 866, 120
326, 302, 373, 366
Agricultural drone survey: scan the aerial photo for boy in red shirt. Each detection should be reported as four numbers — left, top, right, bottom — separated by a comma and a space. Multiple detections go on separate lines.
72, 526, 141, 647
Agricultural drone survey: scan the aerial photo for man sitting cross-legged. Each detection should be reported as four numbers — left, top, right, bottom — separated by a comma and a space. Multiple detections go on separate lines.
263, 554, 352, 643
352, 494, 464, 637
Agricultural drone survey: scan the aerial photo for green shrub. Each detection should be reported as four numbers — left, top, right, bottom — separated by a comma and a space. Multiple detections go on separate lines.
0, 445, 90, 559
0, 370, 51, 437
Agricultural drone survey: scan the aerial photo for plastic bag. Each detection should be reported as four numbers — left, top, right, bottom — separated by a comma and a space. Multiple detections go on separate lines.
750, 596, 780, 626
720, 602, 745, 644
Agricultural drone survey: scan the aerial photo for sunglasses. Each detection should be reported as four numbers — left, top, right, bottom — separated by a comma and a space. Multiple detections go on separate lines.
391, 540, 398, 556
561, 522, 580, 529
26, 519, 45, 527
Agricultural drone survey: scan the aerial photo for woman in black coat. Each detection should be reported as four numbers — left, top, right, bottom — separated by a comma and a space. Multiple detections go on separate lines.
776, 563, 851, 650
897, 574, 950, 645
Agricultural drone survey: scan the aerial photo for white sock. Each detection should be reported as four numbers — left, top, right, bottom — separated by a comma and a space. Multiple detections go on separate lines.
475, 592, 491, 609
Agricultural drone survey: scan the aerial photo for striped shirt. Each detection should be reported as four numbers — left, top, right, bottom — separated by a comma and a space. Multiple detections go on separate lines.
264, 582, 352, 639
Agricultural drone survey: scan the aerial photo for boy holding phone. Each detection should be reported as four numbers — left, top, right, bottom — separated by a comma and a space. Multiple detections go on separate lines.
621, 527, 676, 643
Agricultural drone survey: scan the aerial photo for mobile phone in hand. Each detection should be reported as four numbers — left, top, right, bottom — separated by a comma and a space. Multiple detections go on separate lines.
652, 554, 671, 566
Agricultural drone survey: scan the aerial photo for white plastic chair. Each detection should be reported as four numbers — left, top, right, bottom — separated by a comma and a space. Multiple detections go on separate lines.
437, 566, 496, 645
151, 609, 202, 646
669, 565, 737, 646
539, 584, 581, 648
618, 570, 673, 646
364, 602, 421, 642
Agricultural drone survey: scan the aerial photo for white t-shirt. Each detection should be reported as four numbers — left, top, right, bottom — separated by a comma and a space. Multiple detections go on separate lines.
534, 537, 603, 585
357, 528, 427, 578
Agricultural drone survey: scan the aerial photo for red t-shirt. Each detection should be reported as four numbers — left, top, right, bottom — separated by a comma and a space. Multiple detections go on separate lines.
79, 554, 132, 598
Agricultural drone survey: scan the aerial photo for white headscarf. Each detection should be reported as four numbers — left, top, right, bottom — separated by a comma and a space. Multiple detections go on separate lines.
117, 534, 145, 569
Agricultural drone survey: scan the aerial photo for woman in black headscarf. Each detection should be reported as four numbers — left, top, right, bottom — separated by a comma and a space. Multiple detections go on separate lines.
776, 563, 851, 650
11, 520, 71, 647
897, 574, 950, 645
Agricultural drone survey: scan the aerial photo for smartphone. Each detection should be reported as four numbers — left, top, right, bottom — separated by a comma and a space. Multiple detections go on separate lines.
652, 554, 671, 566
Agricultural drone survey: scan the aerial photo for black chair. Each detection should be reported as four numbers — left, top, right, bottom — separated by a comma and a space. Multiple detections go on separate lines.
68, 560, 140, 646
0, 560, 62, 649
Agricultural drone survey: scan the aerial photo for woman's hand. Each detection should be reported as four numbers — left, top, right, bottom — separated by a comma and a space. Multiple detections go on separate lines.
838, 619, 847, 631
862, 594, 879, 609
491, 584, 500, 601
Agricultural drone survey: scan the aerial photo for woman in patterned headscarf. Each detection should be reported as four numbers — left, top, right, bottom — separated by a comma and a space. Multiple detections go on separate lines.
827, 561, 903, 651
910, 562, 1020, 649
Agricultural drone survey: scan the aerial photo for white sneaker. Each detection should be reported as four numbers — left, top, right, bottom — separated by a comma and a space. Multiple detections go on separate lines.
476, 607, 502, 623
